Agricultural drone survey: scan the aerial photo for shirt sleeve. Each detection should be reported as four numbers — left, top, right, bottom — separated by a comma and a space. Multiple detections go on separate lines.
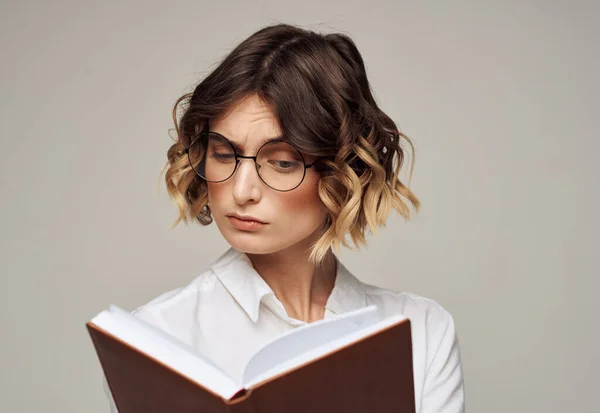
420, 307, 465, 413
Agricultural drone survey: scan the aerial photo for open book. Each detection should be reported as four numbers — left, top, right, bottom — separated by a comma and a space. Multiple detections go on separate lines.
87, 305, 416, 413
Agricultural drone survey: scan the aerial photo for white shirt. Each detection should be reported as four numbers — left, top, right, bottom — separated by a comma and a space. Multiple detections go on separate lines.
103, 247, 465, 413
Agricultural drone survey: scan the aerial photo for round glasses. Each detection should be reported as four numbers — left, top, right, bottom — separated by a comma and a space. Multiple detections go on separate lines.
185, 132, 318, 192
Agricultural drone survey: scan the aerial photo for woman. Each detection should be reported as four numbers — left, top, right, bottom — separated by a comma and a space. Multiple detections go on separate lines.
104, 23, 465, 412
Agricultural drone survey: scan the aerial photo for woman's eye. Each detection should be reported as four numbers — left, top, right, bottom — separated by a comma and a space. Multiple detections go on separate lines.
268, 159, 301, 171
211, 153, 235, 161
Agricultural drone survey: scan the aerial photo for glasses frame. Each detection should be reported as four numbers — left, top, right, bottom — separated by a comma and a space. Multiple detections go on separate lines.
184, 130, 319, 192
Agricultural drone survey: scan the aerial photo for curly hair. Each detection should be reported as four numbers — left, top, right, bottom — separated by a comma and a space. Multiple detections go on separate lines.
160, 23, 420, 265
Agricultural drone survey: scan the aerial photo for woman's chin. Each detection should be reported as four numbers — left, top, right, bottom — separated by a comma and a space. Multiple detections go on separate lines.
224, 233, 272, 254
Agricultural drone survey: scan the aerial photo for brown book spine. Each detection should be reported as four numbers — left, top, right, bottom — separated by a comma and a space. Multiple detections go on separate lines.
225, 392, 258, 413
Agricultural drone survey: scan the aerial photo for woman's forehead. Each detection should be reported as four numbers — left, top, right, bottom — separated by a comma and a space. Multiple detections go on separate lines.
211, 96, 283, 148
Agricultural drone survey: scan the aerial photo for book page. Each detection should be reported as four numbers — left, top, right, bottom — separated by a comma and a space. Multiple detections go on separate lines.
91, 305, 243, 400
242, 311, 408, 389
241, 305, 382, 385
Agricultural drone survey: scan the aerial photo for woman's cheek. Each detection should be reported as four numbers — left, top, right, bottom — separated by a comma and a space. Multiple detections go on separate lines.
277, 177, 324, 218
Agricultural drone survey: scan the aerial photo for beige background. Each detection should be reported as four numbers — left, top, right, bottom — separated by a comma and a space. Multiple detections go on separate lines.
1, 1, 598, 412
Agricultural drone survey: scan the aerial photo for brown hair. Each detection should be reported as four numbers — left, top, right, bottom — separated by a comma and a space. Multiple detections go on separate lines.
160, 23, 420, 265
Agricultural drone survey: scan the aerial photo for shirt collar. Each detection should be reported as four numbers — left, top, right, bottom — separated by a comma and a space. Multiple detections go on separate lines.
325, 259, 368, 315
211, 247, 367, 323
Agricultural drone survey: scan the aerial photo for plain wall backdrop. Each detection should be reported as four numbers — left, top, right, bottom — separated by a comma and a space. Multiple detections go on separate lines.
1, 1, 598, 412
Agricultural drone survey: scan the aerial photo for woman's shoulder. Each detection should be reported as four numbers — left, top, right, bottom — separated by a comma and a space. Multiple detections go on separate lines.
359, 280, 460, 374
360, 281, 456, 334
130, 267, 219, 325
128, 246, 258, 327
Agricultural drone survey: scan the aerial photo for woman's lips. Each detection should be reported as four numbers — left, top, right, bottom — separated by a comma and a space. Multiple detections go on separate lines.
227, 216, 266, 231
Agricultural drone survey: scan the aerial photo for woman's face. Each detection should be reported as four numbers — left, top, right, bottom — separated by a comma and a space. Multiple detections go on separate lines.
206, 94, 327, 255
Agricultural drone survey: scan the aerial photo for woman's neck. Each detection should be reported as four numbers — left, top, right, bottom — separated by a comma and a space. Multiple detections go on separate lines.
246, 245, 337, 323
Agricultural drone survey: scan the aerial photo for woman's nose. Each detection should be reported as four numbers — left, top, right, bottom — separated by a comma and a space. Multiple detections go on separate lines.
231, 159, 262, 204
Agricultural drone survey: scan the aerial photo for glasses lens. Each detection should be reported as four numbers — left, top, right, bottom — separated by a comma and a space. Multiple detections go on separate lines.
188, 133, 236, 182
256, 141, 305, 191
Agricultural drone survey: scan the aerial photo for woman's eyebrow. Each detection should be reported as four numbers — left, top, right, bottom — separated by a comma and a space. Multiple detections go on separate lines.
227, 136, 284, 152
